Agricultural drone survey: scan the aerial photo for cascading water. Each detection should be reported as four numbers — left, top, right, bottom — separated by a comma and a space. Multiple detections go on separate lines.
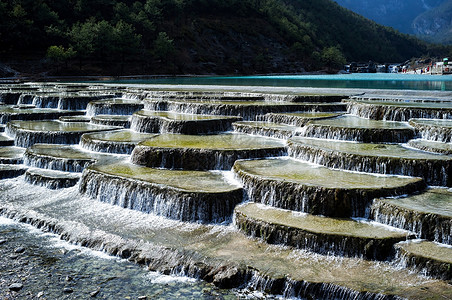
0, 83, 451, 300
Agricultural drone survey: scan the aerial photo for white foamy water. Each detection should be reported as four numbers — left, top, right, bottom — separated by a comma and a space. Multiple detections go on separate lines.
145, 271, 197, 284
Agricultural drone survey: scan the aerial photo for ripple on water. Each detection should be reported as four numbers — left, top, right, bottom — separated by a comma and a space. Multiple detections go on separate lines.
0, 217, 237, 299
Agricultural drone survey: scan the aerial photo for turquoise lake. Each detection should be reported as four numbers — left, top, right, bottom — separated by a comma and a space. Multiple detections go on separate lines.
99, 73, 452, 91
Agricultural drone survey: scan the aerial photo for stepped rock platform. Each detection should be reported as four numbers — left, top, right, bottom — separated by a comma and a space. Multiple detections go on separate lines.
0, 105, 83, 124
0, 134, 14, 146
235, 202, 413, 260
91, 115, 131, 128
24, 144, 115, 172
86, 98, 144, 116
408, 138, 452, 155
6, 120, 118, 148
0, 164, 28, 179
232, 121, 301, 139
371, 188, 452, 245
23, 94, 115, 110
24, 168, 81, 189
0, 147, 25, 164
0, 180, 450, 300
299, 115, 415, 143
131, 133, 286, 170
288, 137, 452, 186
79, 162, 243, 223
409, 118, 452, 142
232, 158, 425, 217
346, 100, 452, 121
144, 99, 346, 120
59, 115, 91, 123
1, 84, 452, 299
81, 129, 157, 154
395, 240, 452, 281
261, 112, 345, 126
131, 110, 241, 134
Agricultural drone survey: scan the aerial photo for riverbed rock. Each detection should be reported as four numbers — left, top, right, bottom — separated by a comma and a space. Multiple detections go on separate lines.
9, 283, 24, 291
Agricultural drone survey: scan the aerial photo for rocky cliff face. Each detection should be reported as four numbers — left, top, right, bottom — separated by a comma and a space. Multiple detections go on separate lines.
412, 0, 452, 43
335, 0, 450, 42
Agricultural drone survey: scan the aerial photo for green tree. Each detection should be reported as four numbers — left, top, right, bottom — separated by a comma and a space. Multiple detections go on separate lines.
154, 32, 175, 61
113, 20, 142, 62
93, 20, 115, 59
321, 46, 346, 72
70, 19, 96, 68
46, 45, 76, 70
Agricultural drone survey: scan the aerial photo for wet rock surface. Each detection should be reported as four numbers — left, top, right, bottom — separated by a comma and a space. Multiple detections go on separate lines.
1, 84, 452, 299
346, 99, 452, 121
299, 115, 416, 143
79, 163, 243, 223
233, 158, 426, 217
144, 99, 346, 121
371, 188, 452, 245
395, 240, 452, 281
131, 133, 287, 170
288, 137, 452, 186
80, 130, 158, 154
235, 203, 413, 260
232, 121, 302, 139
131, 110, 241, 134
0, 218, 236, 300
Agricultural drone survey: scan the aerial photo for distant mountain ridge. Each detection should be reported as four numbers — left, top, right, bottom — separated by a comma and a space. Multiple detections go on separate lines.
335, 0, 452, 43
413, 0, 452, 43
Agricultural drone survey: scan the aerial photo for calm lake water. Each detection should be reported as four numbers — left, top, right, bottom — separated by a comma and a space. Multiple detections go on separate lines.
100, 73, 452, 91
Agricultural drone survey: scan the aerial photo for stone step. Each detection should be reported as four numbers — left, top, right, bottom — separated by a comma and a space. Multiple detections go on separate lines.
235, 202, 413, 260
24, 144, 116, 172
81, 130, 157, 155
2, 168, 450, 300
131, 133, 286, 170
409, 118, 452, 143
232, 158, 426, 218
260, 111, 345, 126
91, 115, 131, 128
130, 110, 241, 134
288, 137, 452, 186
371, 188, 452, 245
408, 138, 452, 155
0, 134, 14, 146
299, 115, 415, 143
24, 168, 81, 189
0, 105, 84, 124
28, 94, 114, 110
86, 98, 144, 116
346, 99, 452, 121
0, 164, 28, 179
79, 162, 243, 223
232, 121, 301, 139
6, 120, 118, 148
395, 240, 452, 281
0, 147, 26, 164
144, 99, 346, 121
59, 115, 91, 123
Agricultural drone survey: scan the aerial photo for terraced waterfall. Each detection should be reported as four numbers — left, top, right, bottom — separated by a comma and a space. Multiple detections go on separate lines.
0, 83, 451, 299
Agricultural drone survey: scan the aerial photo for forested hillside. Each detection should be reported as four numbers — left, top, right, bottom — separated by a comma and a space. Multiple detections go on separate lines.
0, 0, 449, 76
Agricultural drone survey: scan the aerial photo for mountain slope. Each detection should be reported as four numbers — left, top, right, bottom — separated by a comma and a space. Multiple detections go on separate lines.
0, 0, 448, 75
334, 0, 446, 35
413, 0, 452, 43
